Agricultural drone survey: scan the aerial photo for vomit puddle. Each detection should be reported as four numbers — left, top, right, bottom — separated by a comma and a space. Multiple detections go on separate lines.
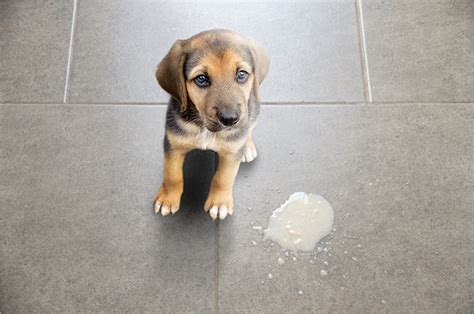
263, 192, 334, 252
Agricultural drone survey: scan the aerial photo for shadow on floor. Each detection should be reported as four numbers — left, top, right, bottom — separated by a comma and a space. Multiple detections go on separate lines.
180, 149, 217, 214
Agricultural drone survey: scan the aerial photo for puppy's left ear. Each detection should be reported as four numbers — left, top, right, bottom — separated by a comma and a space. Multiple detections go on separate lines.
156, 40, 188, 112
248, 39, 270, 100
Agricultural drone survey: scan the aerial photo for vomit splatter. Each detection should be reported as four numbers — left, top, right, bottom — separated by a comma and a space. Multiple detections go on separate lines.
263, 192, 334, 252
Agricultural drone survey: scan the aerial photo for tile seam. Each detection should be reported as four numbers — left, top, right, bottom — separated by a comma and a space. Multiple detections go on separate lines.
356, 0, 373, 103
214, 221, 219, 314
63, 0, 78, 103
1, 102, 474, 107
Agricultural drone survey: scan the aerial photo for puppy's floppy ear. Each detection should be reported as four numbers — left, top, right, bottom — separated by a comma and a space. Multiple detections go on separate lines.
156, 40, 188, 112
247, 39, 270, 100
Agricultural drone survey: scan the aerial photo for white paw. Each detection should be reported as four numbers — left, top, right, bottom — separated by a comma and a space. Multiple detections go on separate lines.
155, 201, 179, 217
205, 205, 234, 221
242, 144, 257, 163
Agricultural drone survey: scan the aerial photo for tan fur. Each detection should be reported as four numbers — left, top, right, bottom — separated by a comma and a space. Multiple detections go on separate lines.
185, 51, 253, 127
154, 30, 270, 220
155, 149, 188, 215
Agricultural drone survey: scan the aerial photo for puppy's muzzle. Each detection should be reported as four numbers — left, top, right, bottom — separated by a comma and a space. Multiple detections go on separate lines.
217, 109, 240, 127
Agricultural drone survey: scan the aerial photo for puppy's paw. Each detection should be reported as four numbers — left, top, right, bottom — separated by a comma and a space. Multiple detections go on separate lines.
204, 191, 234, 220
155, 186, 181, 217
241, 140, 257, 163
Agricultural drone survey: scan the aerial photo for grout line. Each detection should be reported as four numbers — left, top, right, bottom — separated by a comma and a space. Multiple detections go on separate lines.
356, 0, 373, 103
63, 0, 78, 103
0, 101, 365, 106
1, 101, 473, 107
214, 221, 219, 314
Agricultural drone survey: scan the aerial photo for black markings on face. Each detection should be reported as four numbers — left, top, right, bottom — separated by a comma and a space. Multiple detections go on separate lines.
165, 104, 186, 135
166, 98, 202, 134
163, 134, 171, 152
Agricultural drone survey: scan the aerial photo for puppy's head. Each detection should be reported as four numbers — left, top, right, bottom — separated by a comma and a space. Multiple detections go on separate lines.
156, 29, 270, 132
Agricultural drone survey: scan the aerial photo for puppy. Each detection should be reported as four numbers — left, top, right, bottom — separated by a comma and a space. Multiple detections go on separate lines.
154, 29, 270, 220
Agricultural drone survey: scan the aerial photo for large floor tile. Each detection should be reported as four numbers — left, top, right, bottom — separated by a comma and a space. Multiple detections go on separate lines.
363, 0, 474, 102
0, 1, 73, 103
68, 1, 364, 103
0, 105, 216, 312
218, 104, 473, 313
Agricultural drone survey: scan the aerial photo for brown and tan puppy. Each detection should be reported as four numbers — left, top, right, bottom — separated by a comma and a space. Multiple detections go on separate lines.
154, 29, 270, 220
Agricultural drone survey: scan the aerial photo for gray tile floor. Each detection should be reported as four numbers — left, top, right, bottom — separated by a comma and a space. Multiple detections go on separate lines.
0, 1, 473, 313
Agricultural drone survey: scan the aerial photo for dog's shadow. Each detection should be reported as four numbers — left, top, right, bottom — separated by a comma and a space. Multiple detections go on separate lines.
179, 149, 217, 214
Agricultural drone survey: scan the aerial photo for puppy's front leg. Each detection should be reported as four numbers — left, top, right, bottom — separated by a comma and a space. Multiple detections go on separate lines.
205, 152, 241, 220
155, 149, 187, 216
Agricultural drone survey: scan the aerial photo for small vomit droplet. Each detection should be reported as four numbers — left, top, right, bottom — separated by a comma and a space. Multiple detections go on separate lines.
320, 270, 328, 276
298, 290, 303, 295
277, 257, 285, 265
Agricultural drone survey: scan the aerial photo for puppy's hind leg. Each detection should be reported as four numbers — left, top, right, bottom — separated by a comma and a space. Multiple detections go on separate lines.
241, 131, 257, 163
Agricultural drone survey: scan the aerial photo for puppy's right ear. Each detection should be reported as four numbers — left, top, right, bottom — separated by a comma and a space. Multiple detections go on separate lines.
156, 40, 188, 112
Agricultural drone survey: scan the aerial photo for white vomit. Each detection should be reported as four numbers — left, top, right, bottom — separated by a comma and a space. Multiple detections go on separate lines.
263, 192, 334, 252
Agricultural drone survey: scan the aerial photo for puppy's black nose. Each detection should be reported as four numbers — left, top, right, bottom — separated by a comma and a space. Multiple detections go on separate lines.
217, 110, 239, 126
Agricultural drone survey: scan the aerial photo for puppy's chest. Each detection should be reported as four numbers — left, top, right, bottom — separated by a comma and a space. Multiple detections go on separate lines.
196, 129, 221, 151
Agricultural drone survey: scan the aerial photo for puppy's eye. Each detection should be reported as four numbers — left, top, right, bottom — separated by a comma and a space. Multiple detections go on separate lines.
236, 70, 249, 83
194, 75, 210, 87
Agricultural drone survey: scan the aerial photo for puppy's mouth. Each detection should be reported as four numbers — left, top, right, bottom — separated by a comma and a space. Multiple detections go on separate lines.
205, 121, 224, 133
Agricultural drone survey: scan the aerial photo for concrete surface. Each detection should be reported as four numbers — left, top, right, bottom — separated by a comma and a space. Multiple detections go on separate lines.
363, 0, 474, 102
1, 0, 473, 313
0, 0, 72, 103
67, 0, 364, 103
